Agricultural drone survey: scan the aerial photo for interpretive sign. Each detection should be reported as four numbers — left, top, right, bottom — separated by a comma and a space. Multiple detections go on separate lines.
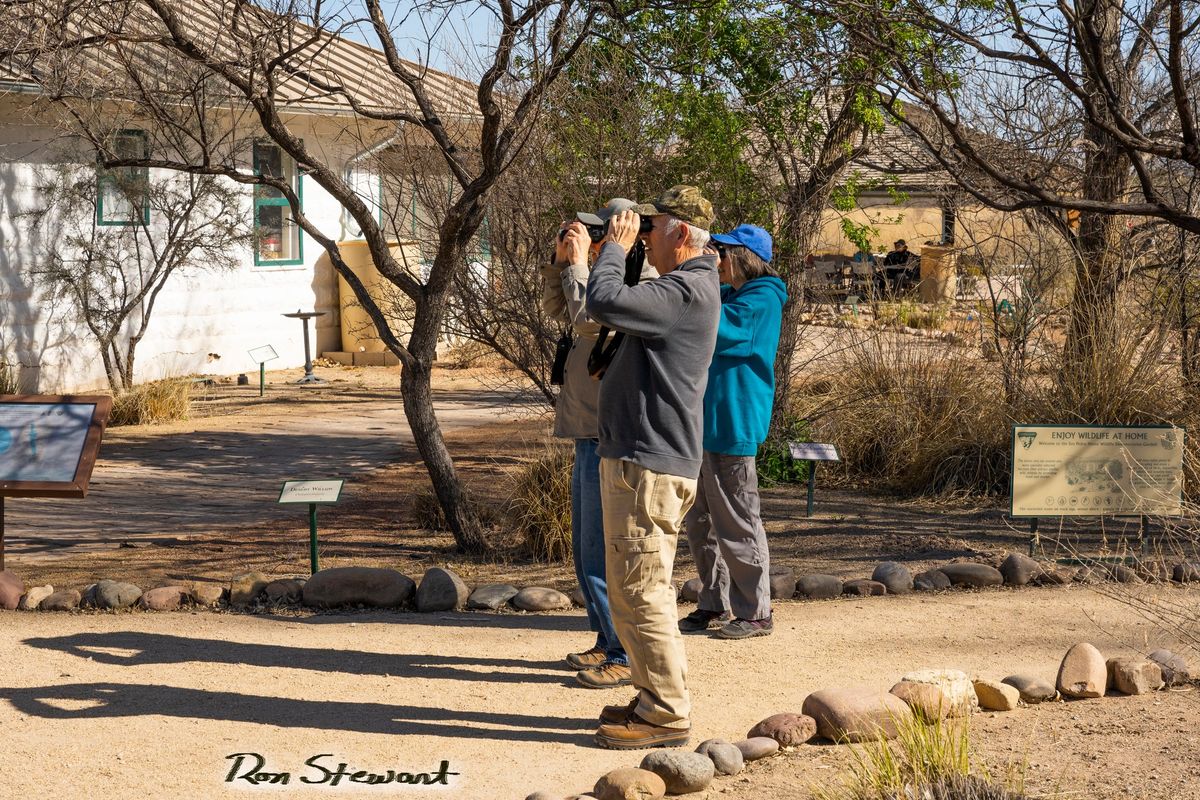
278, 479, 344, 504
0, 396, 112, 497
1011, 425, 1184, 517
789, 442, 840, 462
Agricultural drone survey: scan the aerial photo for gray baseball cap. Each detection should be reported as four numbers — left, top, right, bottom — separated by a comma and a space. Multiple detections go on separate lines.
576, 197, 637, 227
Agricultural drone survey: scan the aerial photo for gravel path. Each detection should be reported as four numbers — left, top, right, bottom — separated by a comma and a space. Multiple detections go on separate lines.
1, 586, 1193, 799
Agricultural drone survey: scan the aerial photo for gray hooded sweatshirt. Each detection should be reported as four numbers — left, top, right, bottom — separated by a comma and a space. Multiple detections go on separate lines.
585, 242, 721, 479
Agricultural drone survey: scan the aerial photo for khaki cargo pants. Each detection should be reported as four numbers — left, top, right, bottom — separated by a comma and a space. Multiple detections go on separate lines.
599, 457, 697, 730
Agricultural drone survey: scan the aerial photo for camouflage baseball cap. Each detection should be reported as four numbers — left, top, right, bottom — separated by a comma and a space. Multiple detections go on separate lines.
633, 185, 714, 229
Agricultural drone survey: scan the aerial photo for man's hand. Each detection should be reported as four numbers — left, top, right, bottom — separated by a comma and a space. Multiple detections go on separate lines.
559, 221, 589, 265
603, 209, 641, 253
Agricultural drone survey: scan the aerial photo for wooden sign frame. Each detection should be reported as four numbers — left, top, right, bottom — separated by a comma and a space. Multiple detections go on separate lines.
0, 395, 112, 498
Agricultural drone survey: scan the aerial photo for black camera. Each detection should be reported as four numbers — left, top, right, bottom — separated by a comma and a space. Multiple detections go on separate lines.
559, 215, 654, 244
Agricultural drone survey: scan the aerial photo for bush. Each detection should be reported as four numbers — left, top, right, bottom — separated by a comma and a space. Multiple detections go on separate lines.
756, 415, 812, 487
875, 301, 950, 330
507, 444, 574, 562
110, 378, 192, 426
0, 361, 18, 394
815, 716, 1027, 800
411, 486, 502, 532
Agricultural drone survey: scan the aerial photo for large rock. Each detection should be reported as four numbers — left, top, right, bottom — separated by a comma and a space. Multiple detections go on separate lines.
265, 579, 305, 604
678, 577, 703, 603
768, 566, 796, 599
0, 570, 25, 610
1133, 559, 1170, 583
18, 585, 53, 610
1106, 658, 1164, 695
1001, 674, 1057, 704
639, 751, 714, 795
1056, 642, 1107, 698
303, 567, 414, 608
872, 562, 913, 594
593, 768, 665, 800
889, 681, 951, 723
570, 585, 587, 607
1172, 563, 1200, 583
734, 737, 779, 761
1032, 570, 1070, 586
140, 586, 189, 611
973, 679, 1020, 711
1000, 553, 1041, 586
842, 579, 886, 597
80, 583, 98, 607
511, 587, 572, 612
913, 569, 952, 591
898, 669, 978, 715
189, 583, 226, 606
939, 563, 1004, 588
416, 567, 469, 612
1107, 564, 1142, 584
695, 739, 743, 775
40, 590, 81, 612
229, 572, 269, 607
802, 687, 914, 743
745, 713, 817, 747
93, 580, 142, 610
1148, 649, 1191, 686
468, 583, 520, 610
796, 574, 842, 600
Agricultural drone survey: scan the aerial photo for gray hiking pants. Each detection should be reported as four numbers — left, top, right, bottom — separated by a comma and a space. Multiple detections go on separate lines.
683, 451, 772, 621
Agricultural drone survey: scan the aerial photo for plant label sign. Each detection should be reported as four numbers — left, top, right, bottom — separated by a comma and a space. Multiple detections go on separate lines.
278, 479, 344, 505
248, 345, 279, 364
0, 396, 111, 497
1010, 425, 1183, 517
789, 442, 840, 462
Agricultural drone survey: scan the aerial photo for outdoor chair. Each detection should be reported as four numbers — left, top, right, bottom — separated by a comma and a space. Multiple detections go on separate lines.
811, 259, 845, 304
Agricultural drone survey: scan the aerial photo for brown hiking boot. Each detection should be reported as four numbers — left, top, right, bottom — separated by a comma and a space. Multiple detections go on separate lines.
576, 661, 632, 689
595, 714, 691, 750
599, 696, 639, 725
565, 645, 606, 670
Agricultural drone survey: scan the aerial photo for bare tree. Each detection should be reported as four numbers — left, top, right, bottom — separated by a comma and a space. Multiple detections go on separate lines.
1, 0, 603, 552
25, 151, 249, 392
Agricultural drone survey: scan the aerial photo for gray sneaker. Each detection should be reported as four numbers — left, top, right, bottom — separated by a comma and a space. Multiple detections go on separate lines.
678, 608, 731, 633
713, 616, 774, 640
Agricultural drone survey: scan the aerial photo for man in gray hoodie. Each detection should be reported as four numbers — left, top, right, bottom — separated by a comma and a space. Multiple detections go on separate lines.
585, 185, 721, 749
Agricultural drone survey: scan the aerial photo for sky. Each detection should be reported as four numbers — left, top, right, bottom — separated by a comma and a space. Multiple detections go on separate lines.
339, 2, 496, 80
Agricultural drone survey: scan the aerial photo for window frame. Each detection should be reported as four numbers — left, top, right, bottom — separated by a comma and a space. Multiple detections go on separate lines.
252, 140, 305, 267
96, 129, 150, 227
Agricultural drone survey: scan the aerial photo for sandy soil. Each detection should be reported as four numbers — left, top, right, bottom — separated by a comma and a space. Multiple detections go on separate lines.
2, 586, 1197, 799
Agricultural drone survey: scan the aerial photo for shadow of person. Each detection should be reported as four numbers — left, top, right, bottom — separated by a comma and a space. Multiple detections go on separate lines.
0, 682, 593, 744
22, 631, 569, 685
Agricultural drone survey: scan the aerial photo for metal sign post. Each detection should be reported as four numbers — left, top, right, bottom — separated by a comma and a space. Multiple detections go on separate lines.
278, 479, 344, 574
282, 311, 328, 385
0, 395, 112, 569
788, 442, 841, 518
247, 345, 279, 397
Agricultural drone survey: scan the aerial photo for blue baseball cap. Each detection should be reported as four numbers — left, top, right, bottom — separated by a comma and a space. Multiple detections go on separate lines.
712, 224, 773, 263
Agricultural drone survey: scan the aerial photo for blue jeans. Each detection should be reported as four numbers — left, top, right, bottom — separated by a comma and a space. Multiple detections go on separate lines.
573, 438, 627, 665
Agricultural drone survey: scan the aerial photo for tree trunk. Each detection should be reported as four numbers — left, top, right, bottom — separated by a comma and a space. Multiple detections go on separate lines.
400, 354, 489, 554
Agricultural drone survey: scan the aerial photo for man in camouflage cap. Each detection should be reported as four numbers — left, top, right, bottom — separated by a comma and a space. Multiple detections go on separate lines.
584, 186, 721, 748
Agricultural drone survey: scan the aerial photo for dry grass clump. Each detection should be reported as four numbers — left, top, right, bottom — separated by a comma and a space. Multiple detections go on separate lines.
442, 340, 511, 370
0, 361, 19, 394
506, 443, 574, 562
802, 333, 1011, 496
815, 717, 1027, 800
875, 301, 951, 331
110, 378, 192, 426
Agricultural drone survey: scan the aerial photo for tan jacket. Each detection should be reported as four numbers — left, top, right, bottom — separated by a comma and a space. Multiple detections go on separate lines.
541, 256, 656, 439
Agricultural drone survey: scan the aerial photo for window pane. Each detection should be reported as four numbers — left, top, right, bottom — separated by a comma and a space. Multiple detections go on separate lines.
254, 142, 285, 199
256, 203, 299, 262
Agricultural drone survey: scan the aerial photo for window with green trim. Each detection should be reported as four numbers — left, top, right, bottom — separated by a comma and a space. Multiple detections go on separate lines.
97, 130, 149, 226
253, 141, 303, 266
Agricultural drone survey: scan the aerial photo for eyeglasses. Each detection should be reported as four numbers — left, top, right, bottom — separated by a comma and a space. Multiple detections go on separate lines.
714, 243, 727, 259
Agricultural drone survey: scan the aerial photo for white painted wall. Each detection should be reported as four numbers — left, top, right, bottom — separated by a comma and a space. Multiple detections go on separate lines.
0, 96, 373, 392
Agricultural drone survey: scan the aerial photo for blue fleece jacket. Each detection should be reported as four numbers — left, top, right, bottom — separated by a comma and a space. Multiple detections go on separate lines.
703, 275, 788, 456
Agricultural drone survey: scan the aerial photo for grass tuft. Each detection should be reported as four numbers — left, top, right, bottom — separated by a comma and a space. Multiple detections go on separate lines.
506, 443, 574, 562
110, 378, 192, 426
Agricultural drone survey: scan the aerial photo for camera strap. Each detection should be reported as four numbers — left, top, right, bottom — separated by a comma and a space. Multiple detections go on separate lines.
587, 242, 644, 381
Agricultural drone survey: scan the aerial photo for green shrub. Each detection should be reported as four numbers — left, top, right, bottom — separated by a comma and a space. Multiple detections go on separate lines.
110, 378, 192, 426
756, 415, 812, 487
507, 444, 574, 562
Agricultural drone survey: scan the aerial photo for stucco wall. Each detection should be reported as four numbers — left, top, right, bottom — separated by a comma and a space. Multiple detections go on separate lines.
0, 97, 368, 392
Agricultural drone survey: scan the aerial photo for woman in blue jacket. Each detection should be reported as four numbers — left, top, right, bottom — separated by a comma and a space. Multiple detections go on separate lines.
678, 224, 787, 640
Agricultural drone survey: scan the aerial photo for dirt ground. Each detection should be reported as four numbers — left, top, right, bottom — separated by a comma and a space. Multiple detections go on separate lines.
3, 363, 1199, 798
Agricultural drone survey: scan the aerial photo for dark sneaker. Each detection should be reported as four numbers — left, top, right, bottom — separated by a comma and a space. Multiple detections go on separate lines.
599, 696, 639, 725
565, 645, 606, 670
713, 616, 774, 640
595, 714, 691, 750
576, 661, 633, 689
678, 608, 731, 633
